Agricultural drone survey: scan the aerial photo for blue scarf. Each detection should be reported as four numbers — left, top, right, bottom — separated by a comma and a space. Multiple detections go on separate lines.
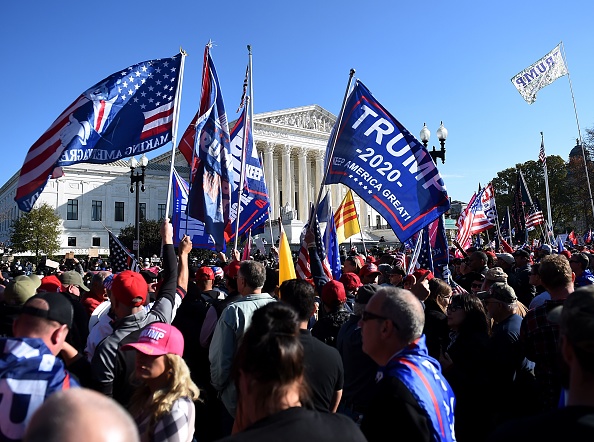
378, 336, 456, 442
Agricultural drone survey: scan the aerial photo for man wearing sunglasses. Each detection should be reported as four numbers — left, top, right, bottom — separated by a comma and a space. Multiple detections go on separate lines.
359, 287, 456, 442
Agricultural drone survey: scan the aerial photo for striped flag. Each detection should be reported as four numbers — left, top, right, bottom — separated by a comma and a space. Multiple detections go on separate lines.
334, 190, 360, 244
295, 209, 333, 280
525, 199, 545, 229
108, 229, 140, 274
394, 251, 407, 270
15, 53, 184, 212
539, 138, 547, 166
456, 184, 496, 249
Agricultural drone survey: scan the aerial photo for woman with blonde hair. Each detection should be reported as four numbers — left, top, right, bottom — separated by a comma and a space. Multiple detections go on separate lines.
123, 322, 200, 442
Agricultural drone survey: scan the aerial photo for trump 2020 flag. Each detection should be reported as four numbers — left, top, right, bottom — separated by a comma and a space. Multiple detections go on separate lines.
325, 81, 450, 242
511, 43, 568, 104
15, 53, 184, 212
181, 44, 235, 251
171, 168, 222, 251
225, 109, 270, 242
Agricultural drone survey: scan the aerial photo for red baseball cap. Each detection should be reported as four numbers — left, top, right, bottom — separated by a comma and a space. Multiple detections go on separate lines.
339, 272, 362, 292
360, 263, 381, 279
122, 322, 184, 356
195, 267, 215, 281
413, 268, 434, 281
321, 280, 347, 306
111, 270, 148, 307
224, 261, 241, 279
38, 275, 62, 293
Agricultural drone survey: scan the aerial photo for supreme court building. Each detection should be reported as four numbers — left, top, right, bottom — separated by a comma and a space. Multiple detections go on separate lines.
0, 105, 391, 256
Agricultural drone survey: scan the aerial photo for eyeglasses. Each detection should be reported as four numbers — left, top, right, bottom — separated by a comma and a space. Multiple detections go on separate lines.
361, 310, 399, 329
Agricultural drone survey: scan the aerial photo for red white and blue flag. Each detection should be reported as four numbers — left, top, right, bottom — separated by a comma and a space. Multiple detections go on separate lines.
224, 109, 270, 242
456, 184, 496, 249
179, 44, 234, 251
15, 54, 184, 212
108, 228, 140, 273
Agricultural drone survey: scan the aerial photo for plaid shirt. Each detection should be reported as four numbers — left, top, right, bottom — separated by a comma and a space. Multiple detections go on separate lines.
136, 396, 195, 442
520, 298, 565, 411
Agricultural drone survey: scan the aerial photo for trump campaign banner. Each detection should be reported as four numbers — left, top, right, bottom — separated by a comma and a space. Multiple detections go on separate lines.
16, 53, 184, 212
171, 168, 221, 251
511, 43, 568, 104
325, 81, 450, 242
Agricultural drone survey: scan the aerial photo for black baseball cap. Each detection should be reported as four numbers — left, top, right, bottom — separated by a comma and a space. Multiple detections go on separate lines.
21, 292, 74, 329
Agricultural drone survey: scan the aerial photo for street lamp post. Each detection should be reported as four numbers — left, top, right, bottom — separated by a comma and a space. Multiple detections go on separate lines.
129, 154, 148, 257
420, 121, 448, 164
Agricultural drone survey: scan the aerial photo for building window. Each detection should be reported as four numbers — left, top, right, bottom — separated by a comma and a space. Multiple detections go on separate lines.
68, 237, 76, 247
115, 202, 124, 222
67, 199, 78, 220
376, 215, 381, 230
158, 204, 166, 220
92, 200, 102, 221
139, 203, 146, 222
92, 237, 101, 247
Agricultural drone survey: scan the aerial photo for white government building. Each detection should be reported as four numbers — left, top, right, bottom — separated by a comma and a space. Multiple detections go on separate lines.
0, 105, 393, 257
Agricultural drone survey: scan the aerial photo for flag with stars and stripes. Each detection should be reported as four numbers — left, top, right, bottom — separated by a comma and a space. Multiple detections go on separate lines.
295, 208, 333, 280
16, 53, 184, 213
108, 229, 140, 274
525, 198, 545, 229
416, 226, 434, 273
539, 138, 547, 167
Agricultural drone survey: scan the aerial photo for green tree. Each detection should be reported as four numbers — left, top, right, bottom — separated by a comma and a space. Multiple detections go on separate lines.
118, 219, 162, 259
491, 155, 572, 237
10, 203, 61, 266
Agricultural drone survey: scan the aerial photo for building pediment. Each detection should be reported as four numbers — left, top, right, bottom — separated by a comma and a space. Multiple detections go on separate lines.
254, 105, 336, 134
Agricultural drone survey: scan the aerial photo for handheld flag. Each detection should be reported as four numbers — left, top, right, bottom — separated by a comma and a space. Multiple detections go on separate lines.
511, 43, 568, 104
325, 209, 342, 280
324, 81, 450, 242
180, 44, 234, 251
242, 229, 252, 260
334, 190, 360, 244
225, 109, 270, 242
278, 223, 296, 286
108, 229, 140, 273
171, 168, 222, 251
16, 54, 184, 212
525, 198, 545, 229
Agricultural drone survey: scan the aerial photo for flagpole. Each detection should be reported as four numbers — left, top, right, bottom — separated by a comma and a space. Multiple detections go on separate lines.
165, 49, 187, 219
561, 42, 594, 220
313, 68, 355, 217
540, 132, 554, 238
506, 206, 512, 244
233, 95, 250, 251
355, 198, 367, 255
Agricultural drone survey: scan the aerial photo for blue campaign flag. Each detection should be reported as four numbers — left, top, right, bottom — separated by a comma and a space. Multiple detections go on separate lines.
417, 226, 435, 274
324, 81, 450, 242
317, 191, 331, 222
185, 45, 235, 251
225, 109, 270, 242
172, 168, 222, 251
325, 209, 342, 280
429, 215, 449, 279
16, 53, 184, 212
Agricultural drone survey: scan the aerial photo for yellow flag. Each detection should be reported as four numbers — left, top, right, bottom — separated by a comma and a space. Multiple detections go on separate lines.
278, 224, 296, 285
334, 190, 360, 244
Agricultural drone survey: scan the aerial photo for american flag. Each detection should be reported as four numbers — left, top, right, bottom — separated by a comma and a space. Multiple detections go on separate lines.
295, 210, 333, 280
108, 229, 140, 274
539, 136, 547, 167
394, 251, 407, 269
456, 184, 496, 249
525, 199, 545, 228
15, 54, 183, 213
416, 226, 434, 273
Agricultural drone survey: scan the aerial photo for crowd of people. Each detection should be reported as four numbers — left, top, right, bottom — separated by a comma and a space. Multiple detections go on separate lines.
1, 224, 594, 441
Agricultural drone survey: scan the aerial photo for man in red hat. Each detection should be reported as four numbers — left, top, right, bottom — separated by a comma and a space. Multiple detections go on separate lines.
359, 263, 382, 285
85, 219, 191, 406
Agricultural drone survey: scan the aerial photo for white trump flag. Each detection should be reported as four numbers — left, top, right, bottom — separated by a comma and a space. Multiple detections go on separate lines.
511, 43, 568, 104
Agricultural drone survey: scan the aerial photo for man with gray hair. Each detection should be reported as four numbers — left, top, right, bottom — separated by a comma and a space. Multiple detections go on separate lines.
359, 287, 456, 442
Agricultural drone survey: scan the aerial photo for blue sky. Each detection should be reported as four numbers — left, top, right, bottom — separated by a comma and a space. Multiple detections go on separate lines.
3, 0, 594, 206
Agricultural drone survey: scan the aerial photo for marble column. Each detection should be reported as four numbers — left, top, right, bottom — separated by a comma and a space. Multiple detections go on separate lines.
263, 142, 275, 219
314, 150, 326, 206
296, 147, 309, 222
281, 145, 293, 215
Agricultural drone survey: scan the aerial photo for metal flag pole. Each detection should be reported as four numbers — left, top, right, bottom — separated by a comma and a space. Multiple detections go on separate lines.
313, 69, 356, 217
561, 42, 594, 220
165, 48, 187, 219
540, 132, 554, 238
507, 206, 513, 244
